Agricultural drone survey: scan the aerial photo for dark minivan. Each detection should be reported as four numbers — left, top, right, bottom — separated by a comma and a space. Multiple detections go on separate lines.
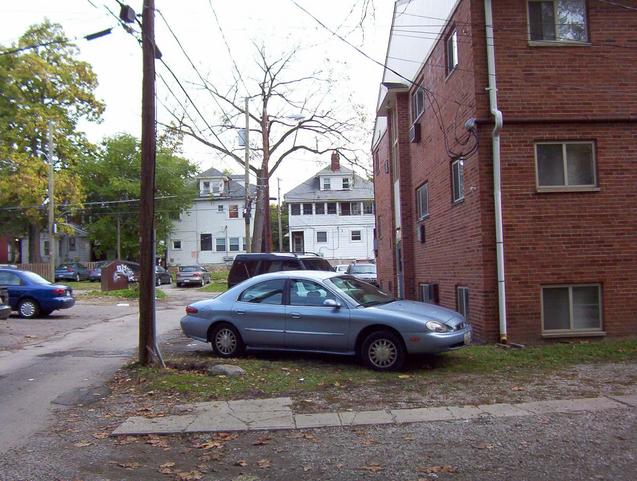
227, 253, 334, 288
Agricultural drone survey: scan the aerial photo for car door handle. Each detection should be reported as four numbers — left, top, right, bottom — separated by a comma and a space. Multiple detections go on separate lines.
290, 312, 302, 319
236, 311, 245, 315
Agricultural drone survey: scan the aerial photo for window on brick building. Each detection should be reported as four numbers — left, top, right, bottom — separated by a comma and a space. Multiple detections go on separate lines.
200, 234, 212, 251
542, 285, 601, 333
527, 0, 588, 43
457, 286, 469, 320
316, 231, 327, 243
420, 283, 439, 304
290, 203, 301, 215
416, 182, 429, 219
446, 30, 458, 75
315, 202, 325, 215
452, 159, 464, 203
411, 87, 425, 122
535, 142, 596, 190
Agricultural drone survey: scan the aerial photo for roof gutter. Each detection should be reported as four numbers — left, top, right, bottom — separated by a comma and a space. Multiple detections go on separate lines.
484, 0, 507, 343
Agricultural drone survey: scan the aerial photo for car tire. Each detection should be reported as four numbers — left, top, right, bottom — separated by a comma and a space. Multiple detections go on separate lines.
200, 279, 205, 287
156, 276, 161, 287
75, 273, 80, 282
361, 330, 406, 371
18, 299, 40, 319
210, 323, 244, 358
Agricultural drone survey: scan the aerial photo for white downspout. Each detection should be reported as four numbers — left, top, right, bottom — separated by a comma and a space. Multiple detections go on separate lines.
484, 0, 507, 343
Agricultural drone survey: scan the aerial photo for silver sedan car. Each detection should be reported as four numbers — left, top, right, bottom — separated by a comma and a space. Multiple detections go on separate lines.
180, 271, 471, 371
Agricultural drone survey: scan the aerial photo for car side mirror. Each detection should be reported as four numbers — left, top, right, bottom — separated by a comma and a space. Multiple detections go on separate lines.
323, 298, 342, 309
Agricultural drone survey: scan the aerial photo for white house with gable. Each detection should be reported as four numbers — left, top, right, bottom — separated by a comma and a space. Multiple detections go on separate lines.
167, 167, 255, 266
284, 152, 375, 263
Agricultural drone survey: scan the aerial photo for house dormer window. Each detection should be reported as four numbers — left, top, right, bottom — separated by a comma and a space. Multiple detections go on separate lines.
342, 178, 350, 190
201, 180, 210, 194
212, 182, 220, 194
323, 177, 331, 190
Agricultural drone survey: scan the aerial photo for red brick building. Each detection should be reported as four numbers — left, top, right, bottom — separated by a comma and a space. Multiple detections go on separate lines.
372, 0, 637, 343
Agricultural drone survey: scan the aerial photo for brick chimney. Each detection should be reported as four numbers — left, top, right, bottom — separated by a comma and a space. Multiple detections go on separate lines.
330, 151, 340, 171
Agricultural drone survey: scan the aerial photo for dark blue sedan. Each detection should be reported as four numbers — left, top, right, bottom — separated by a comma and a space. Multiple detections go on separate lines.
0, 268, 75, 318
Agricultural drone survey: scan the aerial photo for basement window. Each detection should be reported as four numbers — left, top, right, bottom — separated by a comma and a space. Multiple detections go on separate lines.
542, 285, 602, 334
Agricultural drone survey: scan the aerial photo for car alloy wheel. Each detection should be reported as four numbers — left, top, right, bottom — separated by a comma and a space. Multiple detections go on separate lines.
156, 276, 161, 286
75, 273, 80, 282
18, 299, 40, 319
361, 330, 405, 371
210, 324, 244, 358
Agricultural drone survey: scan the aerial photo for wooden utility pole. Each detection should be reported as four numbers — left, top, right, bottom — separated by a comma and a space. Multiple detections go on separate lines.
139, 0, 157, 366
244, 97, 251, 253
277, 178, 282, 252
47, 121, 55, 282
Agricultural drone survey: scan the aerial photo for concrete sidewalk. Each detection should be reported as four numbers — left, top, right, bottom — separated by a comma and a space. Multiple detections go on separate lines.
112, 393, 637, 436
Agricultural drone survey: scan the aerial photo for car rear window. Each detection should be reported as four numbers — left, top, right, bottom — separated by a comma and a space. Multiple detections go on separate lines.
302, 258, 334, 271
350, 264, 376, 274
57, 264, 73, 270
179, 266, 200, 272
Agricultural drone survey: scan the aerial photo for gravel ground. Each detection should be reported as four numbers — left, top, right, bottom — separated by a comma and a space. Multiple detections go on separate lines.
1, 401, 635, 481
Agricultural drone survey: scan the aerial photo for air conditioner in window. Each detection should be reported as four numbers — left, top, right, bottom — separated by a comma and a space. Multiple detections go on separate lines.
409, 123, 421, 143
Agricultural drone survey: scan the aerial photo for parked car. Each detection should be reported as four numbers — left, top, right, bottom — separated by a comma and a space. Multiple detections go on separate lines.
176, 265, 211, 287
346, 263, 378, 286
88, 260, 110, 282
155, 265, 172, 286
0, 287, 10, 320
55, 262, 89, 282
334, 264, 349, 273
0, 268, 75, 318
181, 271, 471, 371
227, 252, 334, 288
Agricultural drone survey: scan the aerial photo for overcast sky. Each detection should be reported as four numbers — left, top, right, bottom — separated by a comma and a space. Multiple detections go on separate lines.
1, 0, 395, 196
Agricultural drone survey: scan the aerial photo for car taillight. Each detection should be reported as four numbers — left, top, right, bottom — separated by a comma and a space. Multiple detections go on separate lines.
53, 288, 65, 295
186, 306, 198, 314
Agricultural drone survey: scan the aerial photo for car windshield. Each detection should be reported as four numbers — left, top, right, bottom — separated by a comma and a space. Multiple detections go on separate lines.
350, 264, 376, 274
303, 258, 334, 271
179, 266, 200, 272
327, 275, 394, 307
21, 271, 51, 285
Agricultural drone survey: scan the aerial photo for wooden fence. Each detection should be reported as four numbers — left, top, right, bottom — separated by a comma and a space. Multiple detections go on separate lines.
16, 261, 101, 281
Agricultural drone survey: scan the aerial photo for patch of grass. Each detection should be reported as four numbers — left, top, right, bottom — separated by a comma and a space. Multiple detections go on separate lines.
58, 281, 99, 290
129, 338, 637, 402
83, 285, 167, 299
199, 270, 229, 293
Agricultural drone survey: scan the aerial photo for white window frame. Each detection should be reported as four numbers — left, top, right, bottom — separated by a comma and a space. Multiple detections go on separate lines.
452, 158, 464, 203
420, 283, 437, 304
200, 233, 212, 251
201, 180, 210, 193
316, 231, 327, 243
363, 201, 374, 215
446, 30, 458, 76
323, 178, 331, 190
315, 202, 325, 215
217, 204, 224, 212
351, 230, 362, 242
229, 237, 240, 252
411, 86, 425, 122
302, 203, 313, 215
290, 203, 301, 215
416, 182, 429, 220
351, 202, 361, 216
541, 284, 603, 336
457, 286, 469, 320
527, 0, 589, 44
215, 237, 226, 252
172, 240, 182, 250
535, 141, 597, 191
342, 177, 350, 190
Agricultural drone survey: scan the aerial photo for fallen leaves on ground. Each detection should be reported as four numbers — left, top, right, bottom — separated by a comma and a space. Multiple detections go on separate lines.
91, 432, 109, 439
73, 441, 93, 448
146, 435, 170, 448
257, 458, 272, 469
158, 462, 176, 474
253, 435, 271, 446
115, 436, 140, 445
117, 462, 140, 470
473, 442, 495, 450
290, 432, 318, 442
176, 470, 203, 481
360, 437, 378, 447
195, 440, 225, 450
511, 386, 524, 391
357, 463, 383, 473
417, 465, 458, 474
234, 459, 248, 467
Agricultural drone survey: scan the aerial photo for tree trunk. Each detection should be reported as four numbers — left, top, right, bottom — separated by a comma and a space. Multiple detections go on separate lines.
250, 169, 266, 252
28, 223, 42, 263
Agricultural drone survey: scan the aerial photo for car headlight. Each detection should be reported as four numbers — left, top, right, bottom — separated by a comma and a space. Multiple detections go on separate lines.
425, 320, 450, 333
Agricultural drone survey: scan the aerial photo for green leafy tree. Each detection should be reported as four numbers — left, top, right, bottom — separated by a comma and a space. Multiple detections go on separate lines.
79, 134, 198, 260
0, 20, 103, 261
270, 203, 289, 252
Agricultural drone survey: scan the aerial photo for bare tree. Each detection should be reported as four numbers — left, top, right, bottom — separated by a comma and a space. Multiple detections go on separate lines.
163, 45, 362, 252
